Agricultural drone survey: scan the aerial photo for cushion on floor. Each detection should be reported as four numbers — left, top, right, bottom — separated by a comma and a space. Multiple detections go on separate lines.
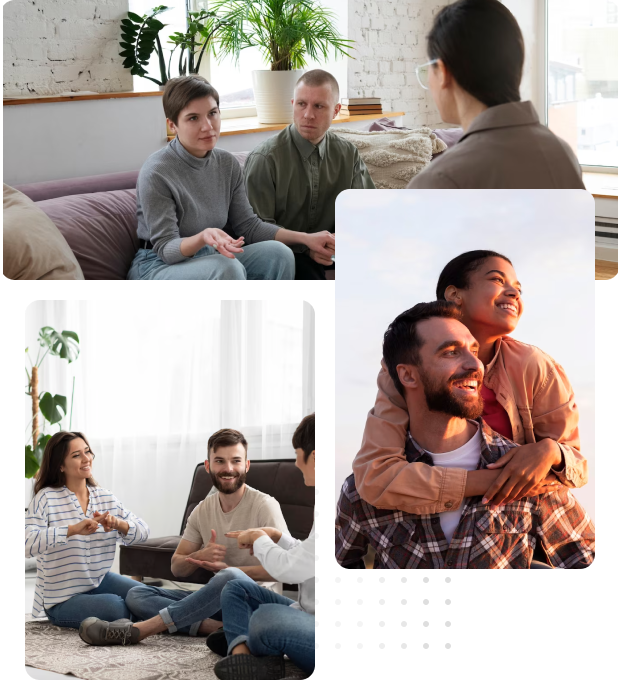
25, 620, 309, 680
3, 184, 85, 280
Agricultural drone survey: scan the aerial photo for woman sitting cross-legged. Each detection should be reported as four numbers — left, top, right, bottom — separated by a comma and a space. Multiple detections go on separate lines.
128, 75, 335, 281
25, 432, 149, 633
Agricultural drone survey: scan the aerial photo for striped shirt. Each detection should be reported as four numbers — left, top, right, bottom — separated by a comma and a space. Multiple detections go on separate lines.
25, 486, 149, 617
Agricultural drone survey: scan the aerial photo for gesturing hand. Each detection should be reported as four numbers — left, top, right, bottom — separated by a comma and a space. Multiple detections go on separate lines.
202, 228, 245, 259
185, 557, 229, 573
225, 529, 271, 551
93, 511, 114, 532
187, 529, 227, 563
483, 439, 563, 506
68, 518, 99, 537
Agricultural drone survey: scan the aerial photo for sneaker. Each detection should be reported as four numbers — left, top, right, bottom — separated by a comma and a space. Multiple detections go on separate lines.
79, 617, 140, 646
206, 629, 228, 657
214, 654, 285, 680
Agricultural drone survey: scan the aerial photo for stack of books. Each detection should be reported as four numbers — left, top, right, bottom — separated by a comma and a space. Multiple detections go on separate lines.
340, 98, 383, 115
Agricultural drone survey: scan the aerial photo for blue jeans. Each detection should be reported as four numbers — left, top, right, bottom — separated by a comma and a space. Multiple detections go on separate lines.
125, 567, 252, 636
127, 242, 295, 280
44, 571, 140, 629
127, 567, 314, 673
221, 580, 315, 675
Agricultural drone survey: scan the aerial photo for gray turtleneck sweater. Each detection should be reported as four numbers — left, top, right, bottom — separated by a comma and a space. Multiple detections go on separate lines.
136, 137, 280, 264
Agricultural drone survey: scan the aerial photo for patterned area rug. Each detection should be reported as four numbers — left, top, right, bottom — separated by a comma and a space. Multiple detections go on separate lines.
25, 621, 307, 680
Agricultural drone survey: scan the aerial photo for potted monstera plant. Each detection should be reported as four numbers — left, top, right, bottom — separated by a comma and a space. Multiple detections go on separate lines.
210, 0, 353, 123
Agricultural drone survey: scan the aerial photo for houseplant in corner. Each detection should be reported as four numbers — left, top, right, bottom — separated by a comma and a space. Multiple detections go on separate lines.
210, 0, 353, 123
26, 326, 80, 573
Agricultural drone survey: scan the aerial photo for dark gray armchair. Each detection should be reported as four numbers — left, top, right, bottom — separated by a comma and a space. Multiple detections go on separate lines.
119, 459, 314, 584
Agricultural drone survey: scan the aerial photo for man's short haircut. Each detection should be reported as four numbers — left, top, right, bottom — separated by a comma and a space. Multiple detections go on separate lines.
295, 69, 339, 102
292, 413, 315, 462
427, 0, 524, 107
163, 75, 220, 125
207, 428, 248, 460
383, 301, 463, 396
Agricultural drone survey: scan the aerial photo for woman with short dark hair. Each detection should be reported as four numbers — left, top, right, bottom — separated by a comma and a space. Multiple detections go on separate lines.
128, 75, 335, 280
353, 250, 588, 517
408, 0, 584, 188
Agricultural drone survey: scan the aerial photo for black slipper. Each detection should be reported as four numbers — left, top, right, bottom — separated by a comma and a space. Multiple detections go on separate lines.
214, 654, 285, 680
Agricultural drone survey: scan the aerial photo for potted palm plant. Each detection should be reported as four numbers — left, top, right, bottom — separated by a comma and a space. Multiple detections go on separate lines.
210, 0, 353, 123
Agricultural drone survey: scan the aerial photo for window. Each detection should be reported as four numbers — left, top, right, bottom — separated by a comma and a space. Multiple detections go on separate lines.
547, 0, 619, 168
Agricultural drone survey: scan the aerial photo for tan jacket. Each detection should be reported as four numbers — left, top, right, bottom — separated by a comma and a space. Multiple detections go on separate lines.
352, 336, 587, 515
407, 101, 585, 189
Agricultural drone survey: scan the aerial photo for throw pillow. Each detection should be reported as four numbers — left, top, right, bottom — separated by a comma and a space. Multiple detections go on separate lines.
3, 184, 84, 280
331, 127, 447, 188
37, 190, 139, 280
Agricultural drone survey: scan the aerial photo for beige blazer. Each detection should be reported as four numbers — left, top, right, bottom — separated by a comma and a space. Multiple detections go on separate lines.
408, 101, 585, 189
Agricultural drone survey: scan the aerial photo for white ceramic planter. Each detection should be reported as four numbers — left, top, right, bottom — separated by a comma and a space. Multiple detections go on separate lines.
252, 69, 305, 124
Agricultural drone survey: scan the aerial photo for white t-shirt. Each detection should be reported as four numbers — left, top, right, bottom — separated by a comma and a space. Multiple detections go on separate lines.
428, 425, 481, 544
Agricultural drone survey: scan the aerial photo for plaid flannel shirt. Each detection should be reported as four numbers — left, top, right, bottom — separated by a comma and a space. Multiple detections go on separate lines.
335, 419, 595, 569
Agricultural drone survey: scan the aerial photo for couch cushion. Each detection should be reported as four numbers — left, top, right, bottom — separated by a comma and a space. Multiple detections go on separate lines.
36, 189, 139, 280
14, 170, 140, 203
3, 184, 84, 280
331, 127, 447, 188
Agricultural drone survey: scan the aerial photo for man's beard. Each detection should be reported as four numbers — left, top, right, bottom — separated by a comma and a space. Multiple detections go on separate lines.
210, 470, 247, 495
418, 368, 484, 420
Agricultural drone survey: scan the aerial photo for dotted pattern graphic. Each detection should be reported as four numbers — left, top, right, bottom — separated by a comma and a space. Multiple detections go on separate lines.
324, 573, 454, 652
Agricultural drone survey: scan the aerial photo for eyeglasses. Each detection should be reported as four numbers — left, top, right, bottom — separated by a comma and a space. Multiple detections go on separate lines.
415, 59, 439, 90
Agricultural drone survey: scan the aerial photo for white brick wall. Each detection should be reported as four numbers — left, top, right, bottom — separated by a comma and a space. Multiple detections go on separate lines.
348, 0, 446, 127
3, 0, 133, 96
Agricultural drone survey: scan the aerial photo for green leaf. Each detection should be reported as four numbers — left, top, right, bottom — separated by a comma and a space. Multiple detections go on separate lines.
38, 328, 80, 363
149, 19, 165, 31
25, 446, 39, 479
39, 393, 67, 426
126, 11, 144, 23
35, 434, 51, 464
119, 42, 134, 50
121, 32, 137, 43
123, 56, 137, 68
121, 18, 138, 28
119, 49, 134, 58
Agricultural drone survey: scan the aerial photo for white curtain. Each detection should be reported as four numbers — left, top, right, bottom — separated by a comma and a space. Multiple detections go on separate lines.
25, 300, 314, 537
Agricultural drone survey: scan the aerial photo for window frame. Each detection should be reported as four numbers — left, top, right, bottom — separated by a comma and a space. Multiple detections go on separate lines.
544, 0, 618, 172
189, 0, 258, 118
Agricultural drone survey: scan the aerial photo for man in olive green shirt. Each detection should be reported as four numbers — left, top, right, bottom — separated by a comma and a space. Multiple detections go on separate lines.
244, 69, 376, 280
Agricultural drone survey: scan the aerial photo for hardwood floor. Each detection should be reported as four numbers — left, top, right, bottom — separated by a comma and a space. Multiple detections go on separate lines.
595, 259, 618, 280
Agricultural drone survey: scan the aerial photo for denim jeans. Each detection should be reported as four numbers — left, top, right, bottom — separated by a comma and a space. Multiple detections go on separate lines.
220, 579, 315, 675
127, 242, 295, 280
127, 567, 314, 673
44, 571, 140, 629
125, 567, 252, 636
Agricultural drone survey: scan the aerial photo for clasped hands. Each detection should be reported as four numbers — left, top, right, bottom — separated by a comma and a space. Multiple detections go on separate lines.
307, 231, 335, 266
482, 438, 565, 506
94, 511, 125, 533
184, 527, 282, 573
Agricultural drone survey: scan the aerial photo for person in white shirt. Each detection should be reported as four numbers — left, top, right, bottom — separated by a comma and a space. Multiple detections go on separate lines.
25, 431, 149, 629
80, 413, 315, 680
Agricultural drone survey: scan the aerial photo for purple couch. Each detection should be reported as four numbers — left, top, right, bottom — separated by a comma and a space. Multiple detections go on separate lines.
14, 151, 337, 281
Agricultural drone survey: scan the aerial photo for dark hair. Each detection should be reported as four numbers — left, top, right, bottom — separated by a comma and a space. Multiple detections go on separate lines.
207, 428, 248, 460
163, 75, 220, 125
383, 301, 462, 396
436, 250, 513, 300
427, 0, 524, 107
292, 413, 315, 462
295, 69, 339, 101
34, 431, 97, 495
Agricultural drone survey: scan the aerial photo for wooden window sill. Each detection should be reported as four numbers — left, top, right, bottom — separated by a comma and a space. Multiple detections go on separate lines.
166, 111, 405, 140
3, 91, 163, 105
583, 171, 618, 200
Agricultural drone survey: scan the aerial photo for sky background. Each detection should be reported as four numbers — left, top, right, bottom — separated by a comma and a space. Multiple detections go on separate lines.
335, 189, 595, 518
